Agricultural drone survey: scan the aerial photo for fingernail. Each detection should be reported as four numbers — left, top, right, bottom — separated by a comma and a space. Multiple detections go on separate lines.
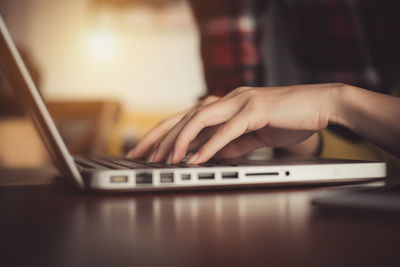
146, 150, 156, 163
183, 152, 193, 163
188, 153, 199, 165
126, 151, 133, 158
126, 149, 138, 158
166, 152, 174, 165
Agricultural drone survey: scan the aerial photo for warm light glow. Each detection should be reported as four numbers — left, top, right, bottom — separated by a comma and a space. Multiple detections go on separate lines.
86, 29, 116, 60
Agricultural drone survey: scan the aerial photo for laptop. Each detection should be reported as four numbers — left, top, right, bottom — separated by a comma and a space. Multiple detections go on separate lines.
0, 15, 387, 192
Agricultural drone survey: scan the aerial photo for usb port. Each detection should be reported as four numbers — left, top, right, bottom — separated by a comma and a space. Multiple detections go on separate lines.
198, 173, 215, 180
222, 172, 238, 179
136, 173, 153, 184
181, 174, 191, 180
160, 173, 174, 183
110, 175, 128, 183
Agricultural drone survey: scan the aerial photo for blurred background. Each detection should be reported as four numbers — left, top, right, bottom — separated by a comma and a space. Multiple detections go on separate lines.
0, 0, 206, 167
0, 0, 399, 176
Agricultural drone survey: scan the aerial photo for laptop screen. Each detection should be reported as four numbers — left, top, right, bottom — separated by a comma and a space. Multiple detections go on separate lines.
0, 15, 84, 190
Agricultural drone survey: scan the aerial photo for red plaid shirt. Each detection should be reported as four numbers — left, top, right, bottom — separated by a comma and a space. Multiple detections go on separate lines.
189, 0, 400, 96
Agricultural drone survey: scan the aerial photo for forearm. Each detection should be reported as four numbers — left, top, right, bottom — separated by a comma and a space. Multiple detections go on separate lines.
330, 84, 400, 157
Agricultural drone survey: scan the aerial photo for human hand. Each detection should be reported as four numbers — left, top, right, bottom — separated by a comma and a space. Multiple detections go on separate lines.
138, 83, 342, 164
126, 95, 220, 160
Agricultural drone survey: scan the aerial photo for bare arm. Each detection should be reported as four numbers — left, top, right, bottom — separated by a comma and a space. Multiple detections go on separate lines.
331, 84, 400, 158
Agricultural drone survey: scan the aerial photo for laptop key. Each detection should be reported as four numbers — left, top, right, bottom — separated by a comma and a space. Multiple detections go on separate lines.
110, 159, 151, 169
87, 157, 125, 169
144, 162, 170, 168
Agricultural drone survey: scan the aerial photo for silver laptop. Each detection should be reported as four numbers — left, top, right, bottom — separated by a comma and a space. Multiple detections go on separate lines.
0, 15, 386, 192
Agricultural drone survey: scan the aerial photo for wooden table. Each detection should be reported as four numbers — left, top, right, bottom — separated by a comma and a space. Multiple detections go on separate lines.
1, 168, 399, 267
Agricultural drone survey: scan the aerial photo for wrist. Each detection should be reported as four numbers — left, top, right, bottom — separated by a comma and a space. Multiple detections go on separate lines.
326, 83, 355, 128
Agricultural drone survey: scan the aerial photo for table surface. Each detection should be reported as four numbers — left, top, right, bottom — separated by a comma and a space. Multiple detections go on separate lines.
0, 168, 399, 267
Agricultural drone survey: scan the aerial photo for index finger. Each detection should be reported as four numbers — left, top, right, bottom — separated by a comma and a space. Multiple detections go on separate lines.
170, 97, 244, 163
186, 110, 250, 164
126, 113, 184, 159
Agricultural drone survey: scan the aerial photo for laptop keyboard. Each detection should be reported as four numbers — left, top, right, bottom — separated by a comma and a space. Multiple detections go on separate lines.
75, 156, 236, 170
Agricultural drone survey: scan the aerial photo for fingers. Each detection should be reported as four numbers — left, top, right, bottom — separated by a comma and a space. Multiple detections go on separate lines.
126, 98, 220, 159
152, 98, 241, 163
150, 112, 195, 163
199, 95, 220, 105
126, 113, 184, 159
224, 86, 252, 98
184, 109, 251, 164
215, 132, 265, 159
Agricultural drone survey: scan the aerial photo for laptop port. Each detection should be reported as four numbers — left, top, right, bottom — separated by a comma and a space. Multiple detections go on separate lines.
136, 173, 153, 184
110, 175, 128, 183
222, 172, 238, 179
198, 173, 215, 180
160, 173, 174, 183
245, 172, 279, 177
181, 174, 191, 180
